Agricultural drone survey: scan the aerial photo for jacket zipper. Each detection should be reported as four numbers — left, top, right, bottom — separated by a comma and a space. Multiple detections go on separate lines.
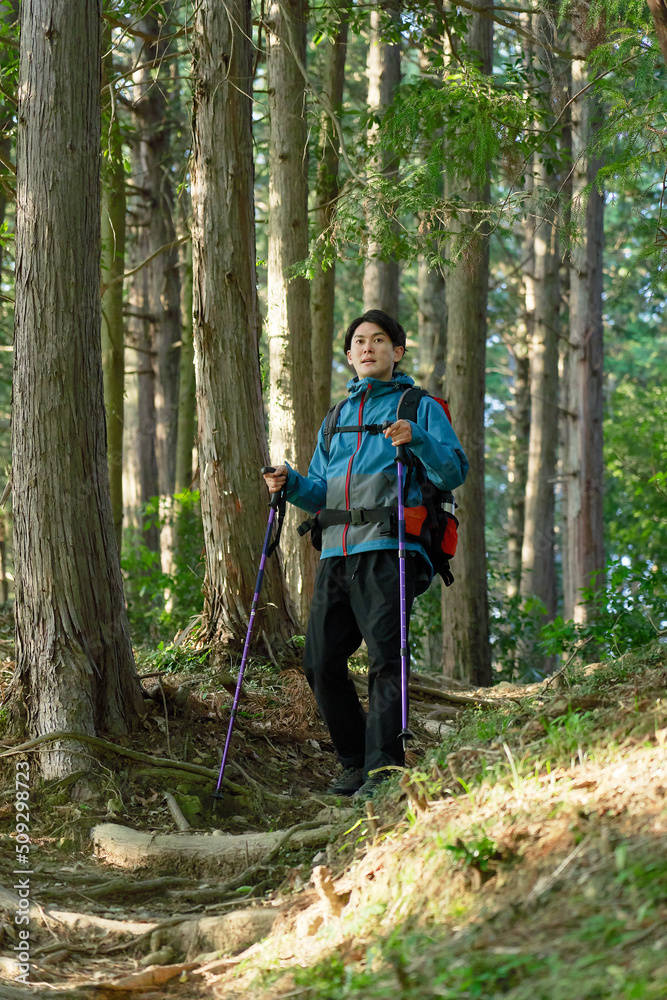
342, 390, 368, 556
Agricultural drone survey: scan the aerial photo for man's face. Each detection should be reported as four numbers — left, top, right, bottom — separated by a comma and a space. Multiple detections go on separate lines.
346, 322, 404, 382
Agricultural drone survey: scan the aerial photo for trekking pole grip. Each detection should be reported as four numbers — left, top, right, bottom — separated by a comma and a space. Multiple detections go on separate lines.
261, 466, 283, 508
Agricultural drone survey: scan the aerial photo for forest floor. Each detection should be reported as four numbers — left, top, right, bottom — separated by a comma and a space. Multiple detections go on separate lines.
1, 611, 666, 1000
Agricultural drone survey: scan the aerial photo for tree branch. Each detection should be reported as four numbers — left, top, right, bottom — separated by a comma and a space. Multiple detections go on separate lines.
101, 235, 189, 296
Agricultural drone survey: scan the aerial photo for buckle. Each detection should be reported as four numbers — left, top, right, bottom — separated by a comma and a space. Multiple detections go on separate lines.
350, 509, 367, 526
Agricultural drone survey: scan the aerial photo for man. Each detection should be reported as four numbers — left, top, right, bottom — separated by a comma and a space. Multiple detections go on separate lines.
264, 310, 468, 798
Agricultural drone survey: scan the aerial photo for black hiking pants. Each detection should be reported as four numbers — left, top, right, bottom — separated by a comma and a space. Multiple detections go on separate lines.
302, 550, 429, 778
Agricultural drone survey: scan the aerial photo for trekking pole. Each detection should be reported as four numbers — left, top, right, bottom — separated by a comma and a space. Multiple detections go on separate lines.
213, 468, 283, 799
395, 442, 414, 751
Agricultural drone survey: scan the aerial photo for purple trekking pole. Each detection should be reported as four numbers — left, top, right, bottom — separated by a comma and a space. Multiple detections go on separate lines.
213, 468, 283, 798
395, 443, 413, 750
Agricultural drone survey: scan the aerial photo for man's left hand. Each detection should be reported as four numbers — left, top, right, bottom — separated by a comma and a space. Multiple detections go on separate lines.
384, 420, 412, 447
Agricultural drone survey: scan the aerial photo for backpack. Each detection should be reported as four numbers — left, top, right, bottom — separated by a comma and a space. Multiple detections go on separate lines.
298, 385, 459, 587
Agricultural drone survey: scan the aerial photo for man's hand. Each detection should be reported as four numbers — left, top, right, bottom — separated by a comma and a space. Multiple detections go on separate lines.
384, 420, 412, 447
263, 465, 288, 493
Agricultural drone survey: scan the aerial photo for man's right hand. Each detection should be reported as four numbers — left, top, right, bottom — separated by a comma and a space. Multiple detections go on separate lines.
263, 465, 288, 493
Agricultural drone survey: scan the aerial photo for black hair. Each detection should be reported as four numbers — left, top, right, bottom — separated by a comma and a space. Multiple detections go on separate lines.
344, 309, 408, 357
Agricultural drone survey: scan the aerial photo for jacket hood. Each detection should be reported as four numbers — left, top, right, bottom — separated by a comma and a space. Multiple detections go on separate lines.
346, 370, 415, 396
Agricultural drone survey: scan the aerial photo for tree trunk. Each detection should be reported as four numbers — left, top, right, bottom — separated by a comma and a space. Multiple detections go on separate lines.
311, 11, 348, 421
191, 0, 295, 646
363, 7, 400, 317
266, 0, 317, 626
101, 36, 126, 553
506, 18, 534, 601
520, 232, 559, 607
520, 19, 559, 623
441, 3, 493, 686
417, 261, 446, 396
417, 41, 446, 397
127, 227, 160, 553
175, 238, 195, 495
506, 337, 530, 600
131, 19, 181, 499
0, 1, 18, 282
562, 23, 605, 623
12, 0, 144, 778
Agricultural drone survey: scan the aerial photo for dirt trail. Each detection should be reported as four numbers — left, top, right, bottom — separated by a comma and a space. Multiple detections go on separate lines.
1, 642, 666, 999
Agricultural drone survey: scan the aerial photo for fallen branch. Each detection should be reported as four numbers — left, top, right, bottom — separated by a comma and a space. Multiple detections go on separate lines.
408, 681, 498, 708
165, 792, 191, 831
543, 636, 595, 692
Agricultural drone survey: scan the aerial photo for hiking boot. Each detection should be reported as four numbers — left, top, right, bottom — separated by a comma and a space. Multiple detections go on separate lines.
352, 772, 390, 801
328, 766, 364, 796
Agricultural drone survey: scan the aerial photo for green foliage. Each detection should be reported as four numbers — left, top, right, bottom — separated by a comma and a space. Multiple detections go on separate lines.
539, 560, 667, 661
605, 380, 667, 564
543, 710, 597, 758
134, 640, 210, 676
121, 490, 204, 643
489, 583, 550, 682
445, 832, 500, 872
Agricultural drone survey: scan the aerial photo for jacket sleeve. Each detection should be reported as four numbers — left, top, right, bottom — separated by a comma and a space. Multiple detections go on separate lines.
408, 396, 469, 490
283, 421, 329, 514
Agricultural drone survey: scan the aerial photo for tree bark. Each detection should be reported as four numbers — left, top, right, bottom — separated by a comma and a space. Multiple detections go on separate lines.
175, 237, 195, 495
506, 337, 530, 600
520, 17, 559, 623
311, 11, 348, 421
12, 0, 144, 777
131, 17, 181, 499
266, 0, 317, 626
506, 17, 534, 601
126, 229, 160, 553
562, 23, 605, 623
191, 0, 296, 646
363, 6, 400, 318
101, 34, 126, 553
441, 3, 493, 686
520, 220, 558, 614
416, 41, 446, 397
417, 260, 446, 396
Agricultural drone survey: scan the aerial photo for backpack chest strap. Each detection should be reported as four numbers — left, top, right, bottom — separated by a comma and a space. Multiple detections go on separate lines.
331, 422, 389, 437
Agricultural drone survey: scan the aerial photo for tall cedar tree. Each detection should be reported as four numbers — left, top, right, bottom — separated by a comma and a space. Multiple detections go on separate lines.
562, 11, 605, 623
266, 0, 317, 625
363, 6, 400, 317
101, 24, 126, 553
311, 12, 349, 420
131, 17, 181, 500
128, 54, 160, 553
12, 0, 144, 777
441, 5, 493, 685
520, 13, 560, 628
191, 0, 295, 645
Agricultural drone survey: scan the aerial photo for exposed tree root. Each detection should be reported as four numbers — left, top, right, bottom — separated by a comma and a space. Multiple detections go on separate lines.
92, 819, 335, 878
42, 876, 194, 902
0, 730, 304, 804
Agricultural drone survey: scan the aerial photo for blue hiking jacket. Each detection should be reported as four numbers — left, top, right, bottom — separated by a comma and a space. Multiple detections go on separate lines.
284, 372, 469, 572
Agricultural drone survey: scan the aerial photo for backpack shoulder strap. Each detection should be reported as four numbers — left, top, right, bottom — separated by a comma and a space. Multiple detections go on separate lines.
323, 398, 346, 453
397, 386, 453, 426
396, 385, 428, 423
